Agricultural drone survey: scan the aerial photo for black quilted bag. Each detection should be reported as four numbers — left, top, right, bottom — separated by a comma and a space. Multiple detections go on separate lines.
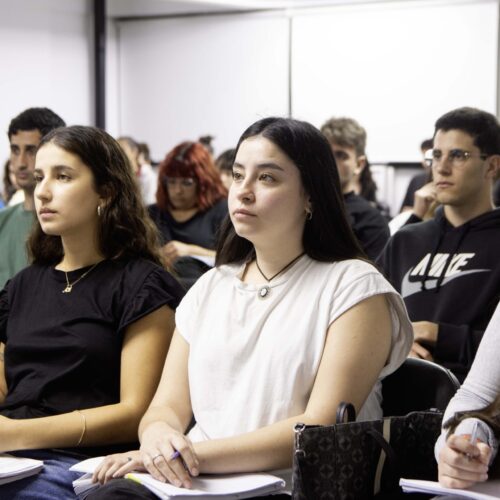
292, 402, 443, 500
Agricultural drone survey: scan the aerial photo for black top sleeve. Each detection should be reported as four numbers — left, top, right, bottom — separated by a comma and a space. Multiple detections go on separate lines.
0, 259, 184, 421
0, 284, 8, 344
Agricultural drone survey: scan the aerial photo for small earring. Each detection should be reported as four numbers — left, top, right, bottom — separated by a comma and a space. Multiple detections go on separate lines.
305, 209, 313, 221
97, 206, 102, 217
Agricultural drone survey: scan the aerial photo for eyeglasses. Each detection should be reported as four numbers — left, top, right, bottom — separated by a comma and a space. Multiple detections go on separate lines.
163, 176, 196, 188
426, 148, 489, 167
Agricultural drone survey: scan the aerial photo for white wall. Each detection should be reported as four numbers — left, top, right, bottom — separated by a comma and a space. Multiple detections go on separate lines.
113, 12, 290, 161
0, 0, 93, 162
291, 0, 498, 163
110, 0, 499, 167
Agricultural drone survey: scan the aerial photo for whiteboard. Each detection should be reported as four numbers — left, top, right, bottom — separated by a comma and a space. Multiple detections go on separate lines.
117, 12, 290, 160
291, 0, 499, 162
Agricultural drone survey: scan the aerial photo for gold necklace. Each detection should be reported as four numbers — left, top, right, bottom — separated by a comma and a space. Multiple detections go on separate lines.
254, 252, 305, 299
62, 262, 101, 293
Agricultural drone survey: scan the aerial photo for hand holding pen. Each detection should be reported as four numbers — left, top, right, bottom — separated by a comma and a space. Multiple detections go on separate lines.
438, 419, 492, 489
140, 421, 199, 489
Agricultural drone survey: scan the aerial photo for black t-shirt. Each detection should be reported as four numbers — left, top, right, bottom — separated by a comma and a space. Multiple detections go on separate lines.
148, 199, 228, 249
0, 258, 184, 420
344, 192, 390, 262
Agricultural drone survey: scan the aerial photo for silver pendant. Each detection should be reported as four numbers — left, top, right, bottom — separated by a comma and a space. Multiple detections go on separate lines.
258, 286, 270, 299
62, 285, 73, 293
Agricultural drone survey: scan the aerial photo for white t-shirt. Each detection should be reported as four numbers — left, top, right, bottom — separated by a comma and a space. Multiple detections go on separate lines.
176, 255, 413, 445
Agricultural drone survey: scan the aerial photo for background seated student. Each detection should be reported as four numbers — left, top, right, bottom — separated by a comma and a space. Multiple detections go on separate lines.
320, 116, 390, 260
436, 301, 500, 490
117, 136, 158, 206
148, 141, 228, 288
215, 147, 236, 191
87, 117, 413, 498
377, 107, 500, 381
0, 126, 184, 499
400, 138, 433, 212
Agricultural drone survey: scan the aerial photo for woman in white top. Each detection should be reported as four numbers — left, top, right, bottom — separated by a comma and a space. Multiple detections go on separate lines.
90, 117, 413, 497
435, 301, 500, 489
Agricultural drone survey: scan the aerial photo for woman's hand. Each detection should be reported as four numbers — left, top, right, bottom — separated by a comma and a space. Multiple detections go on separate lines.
140, 421, 199, 488
92, 450, 144, 484
161, 241, 193, 267
438, 433, 491, 489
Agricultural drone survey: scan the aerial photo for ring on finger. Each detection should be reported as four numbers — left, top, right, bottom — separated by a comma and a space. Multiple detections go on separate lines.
152, 454, 162, 461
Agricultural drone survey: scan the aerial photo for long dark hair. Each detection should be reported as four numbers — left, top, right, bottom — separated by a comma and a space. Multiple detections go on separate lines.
216, 117, 364, 265
28, 125, 163, 266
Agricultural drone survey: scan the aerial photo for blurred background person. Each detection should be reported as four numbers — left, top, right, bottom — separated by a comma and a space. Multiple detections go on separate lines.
215, 148, 235, 191
118, 136, 158, 205
321, 116, 390, 261
400, 138, 433, 212
198, 134, 215, 158
2, 160, 23, 207
149, 141, 228, 288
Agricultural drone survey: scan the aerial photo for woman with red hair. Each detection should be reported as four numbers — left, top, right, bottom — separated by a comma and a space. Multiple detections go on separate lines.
148, 142, 228, 287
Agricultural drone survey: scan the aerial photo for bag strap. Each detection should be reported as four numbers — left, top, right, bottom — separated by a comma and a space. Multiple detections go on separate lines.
336, 401, 356, 423
367, 420, 401, 497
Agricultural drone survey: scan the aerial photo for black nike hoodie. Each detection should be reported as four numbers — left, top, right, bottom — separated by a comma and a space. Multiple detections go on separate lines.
378, 207, 500, 380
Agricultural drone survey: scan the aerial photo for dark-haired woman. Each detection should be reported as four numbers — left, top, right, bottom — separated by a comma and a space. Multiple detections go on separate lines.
89, 117, 413, 497
148, 142, 227, 288
0, 126, 184, 499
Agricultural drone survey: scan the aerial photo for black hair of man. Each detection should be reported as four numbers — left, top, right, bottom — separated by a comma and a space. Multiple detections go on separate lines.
215, 148, 236, 173
434, 107, 500, 156
8, 107, 65, 140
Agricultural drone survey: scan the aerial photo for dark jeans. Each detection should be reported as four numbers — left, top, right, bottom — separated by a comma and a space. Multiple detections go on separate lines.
0, 449, 82, 500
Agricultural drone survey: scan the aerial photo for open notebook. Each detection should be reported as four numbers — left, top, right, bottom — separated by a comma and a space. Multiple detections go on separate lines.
0, 454, 44, 485
71, 457, 287, 499
400, 478, 500, 499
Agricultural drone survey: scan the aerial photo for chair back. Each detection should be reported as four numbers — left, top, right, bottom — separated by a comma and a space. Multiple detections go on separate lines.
382, 358, 460, 417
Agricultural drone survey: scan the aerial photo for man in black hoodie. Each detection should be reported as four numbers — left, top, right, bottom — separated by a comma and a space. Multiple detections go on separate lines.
378, 107, 500, 381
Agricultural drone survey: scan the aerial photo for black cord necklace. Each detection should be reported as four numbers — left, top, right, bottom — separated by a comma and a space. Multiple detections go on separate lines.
254, 252, 305, 299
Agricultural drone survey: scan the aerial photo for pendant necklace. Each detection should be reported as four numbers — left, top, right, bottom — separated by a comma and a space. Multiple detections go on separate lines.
62, 261, 101, 293
254, 252, 305, 299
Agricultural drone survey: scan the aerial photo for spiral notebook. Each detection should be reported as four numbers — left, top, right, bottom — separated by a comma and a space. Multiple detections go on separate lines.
0, 454, 44, 485
71, 457, 287, 499
400, 478, 500, 499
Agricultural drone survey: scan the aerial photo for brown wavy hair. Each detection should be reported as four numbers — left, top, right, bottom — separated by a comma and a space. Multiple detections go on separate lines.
28, 125, 163, 266
156, 141, 227, 212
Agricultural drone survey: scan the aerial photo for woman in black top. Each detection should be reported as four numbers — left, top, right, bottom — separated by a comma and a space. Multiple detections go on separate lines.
148, 142, 227, 287
0, 126, 184, 499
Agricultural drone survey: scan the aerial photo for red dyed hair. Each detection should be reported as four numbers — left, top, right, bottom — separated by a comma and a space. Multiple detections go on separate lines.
156, 141, 228, 212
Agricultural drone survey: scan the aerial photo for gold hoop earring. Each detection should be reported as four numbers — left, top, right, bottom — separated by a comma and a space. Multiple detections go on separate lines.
97, 206, 102, 217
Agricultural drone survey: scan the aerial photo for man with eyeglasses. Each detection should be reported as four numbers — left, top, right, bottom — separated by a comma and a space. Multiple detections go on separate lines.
378, 107, 500, 381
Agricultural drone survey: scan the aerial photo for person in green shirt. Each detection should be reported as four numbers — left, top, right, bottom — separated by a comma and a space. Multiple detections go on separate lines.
0, 108, 65, 288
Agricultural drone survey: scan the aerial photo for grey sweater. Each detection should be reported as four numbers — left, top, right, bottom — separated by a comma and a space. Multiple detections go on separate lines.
435, 301, 500, 462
